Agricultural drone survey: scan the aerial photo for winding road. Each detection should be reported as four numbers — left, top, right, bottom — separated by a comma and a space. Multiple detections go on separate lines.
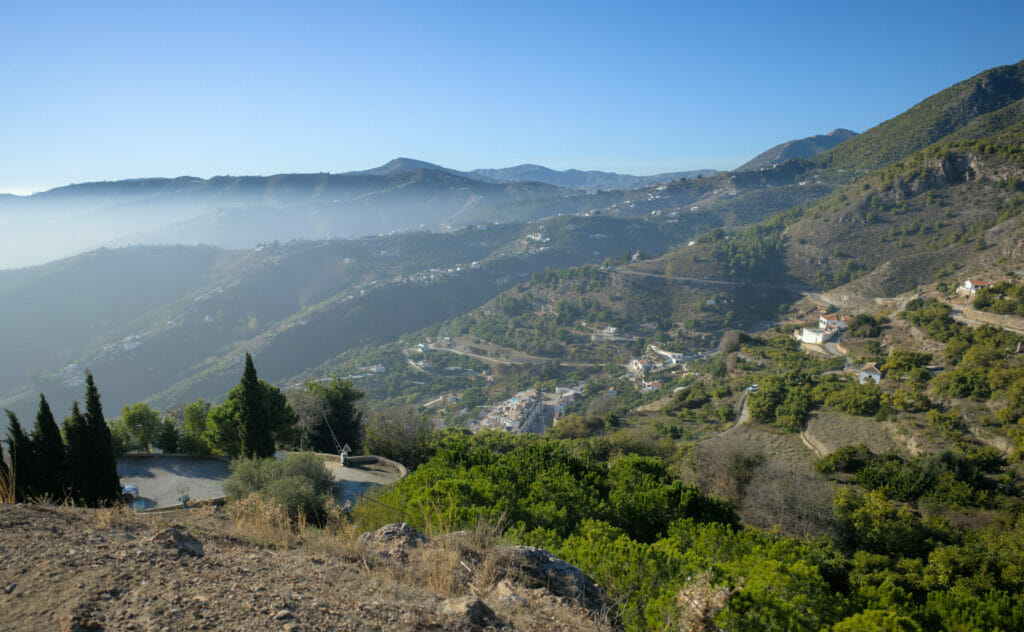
616, 267, 813, 294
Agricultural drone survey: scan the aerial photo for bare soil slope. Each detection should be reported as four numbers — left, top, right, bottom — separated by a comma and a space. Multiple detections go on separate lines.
0, 504, 611, 632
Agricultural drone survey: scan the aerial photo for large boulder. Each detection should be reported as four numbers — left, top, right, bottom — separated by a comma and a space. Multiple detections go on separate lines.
506, 545, 609, 616
441, 596, 498, 629
147, 526, 204, 558
357, 522, 429, 549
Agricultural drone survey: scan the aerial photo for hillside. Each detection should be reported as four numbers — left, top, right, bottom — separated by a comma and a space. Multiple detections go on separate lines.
0, 245, 246, 390
469, 164, 717, 191
6, 60, 1024, 427
0, 504, 609, 631
736, 128, 857, 171
817, 59, 1024, 176
0, 160, 720, 269
0, 214, 708, 425
785, 145, 1024, 296
0, 169, 568, 268
458, 158, 834, 226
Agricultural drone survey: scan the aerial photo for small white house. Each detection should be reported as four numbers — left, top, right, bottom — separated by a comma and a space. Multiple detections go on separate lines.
819, 314, 852, 331
797, 328, 837, 344
859, 363, 883, 384
960, 279, 993, 295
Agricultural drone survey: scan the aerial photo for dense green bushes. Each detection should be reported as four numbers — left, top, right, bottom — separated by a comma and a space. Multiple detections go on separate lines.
350, 431, 1024, 630
746, 371, 881, 431
973, 280, 1024, 316
702, 225, 786, 278
816, 444, 1008, 508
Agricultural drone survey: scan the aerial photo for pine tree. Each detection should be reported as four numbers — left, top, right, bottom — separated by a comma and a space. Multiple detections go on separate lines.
82, 372, 121, 505
239, 353, 274, 458
5, 410, 38, 501
31, 394, 68, 499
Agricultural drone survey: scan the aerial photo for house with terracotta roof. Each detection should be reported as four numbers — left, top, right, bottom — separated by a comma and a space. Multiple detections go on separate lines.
959, 279, 993, 295
859, 362, 883, 384
819, 314, 852, 331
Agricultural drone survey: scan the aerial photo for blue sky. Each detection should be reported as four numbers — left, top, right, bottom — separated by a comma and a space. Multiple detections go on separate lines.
1, 1, 1023, 193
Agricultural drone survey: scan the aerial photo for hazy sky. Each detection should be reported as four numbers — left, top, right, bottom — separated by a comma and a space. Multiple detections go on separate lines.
2, 1, 1023, 193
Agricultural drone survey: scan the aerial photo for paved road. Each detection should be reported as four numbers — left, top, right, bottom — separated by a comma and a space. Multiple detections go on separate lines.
320, 458, 404, 509
117, 456, 230, 509
426, 342, 601, 369
118, 454, 403, 511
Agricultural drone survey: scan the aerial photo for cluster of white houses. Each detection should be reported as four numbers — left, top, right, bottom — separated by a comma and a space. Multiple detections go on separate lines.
474, 389, 544, 433
796, 313, 852, 345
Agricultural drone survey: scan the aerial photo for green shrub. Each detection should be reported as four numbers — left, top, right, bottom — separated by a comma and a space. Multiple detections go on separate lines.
816, 444, 874, 474
224, 452, 336, 523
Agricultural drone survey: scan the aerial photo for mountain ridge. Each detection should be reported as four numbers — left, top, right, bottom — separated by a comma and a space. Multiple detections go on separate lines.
469, 164, 717, 191
816, 58, 1024, 175
737, 128, 858, 171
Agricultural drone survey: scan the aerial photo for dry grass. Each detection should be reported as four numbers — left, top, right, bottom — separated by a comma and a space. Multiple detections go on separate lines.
710, 422, 815, 469
370, 502, 511, 598
224, 491, 355, 551
805, 411, 902, 456
214, 491, 612, 627
0, 465, 14, 504
90, 504, 134, 530
227, 492, 298, 548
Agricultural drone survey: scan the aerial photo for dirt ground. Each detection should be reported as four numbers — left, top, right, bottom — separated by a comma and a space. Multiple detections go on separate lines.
0, 503, 612, 632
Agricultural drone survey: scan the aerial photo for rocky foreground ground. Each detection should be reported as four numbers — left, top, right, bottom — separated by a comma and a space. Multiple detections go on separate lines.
0, 504, 614, 631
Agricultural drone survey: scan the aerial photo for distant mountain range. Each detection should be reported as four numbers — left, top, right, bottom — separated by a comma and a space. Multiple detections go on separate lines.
736, 129, 858, 171
0, 159, 714, 269
468, 164, 718, 191
352, 157, 716, 190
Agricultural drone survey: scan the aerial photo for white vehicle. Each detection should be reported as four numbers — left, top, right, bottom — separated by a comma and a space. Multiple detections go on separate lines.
122, 484, 139, 503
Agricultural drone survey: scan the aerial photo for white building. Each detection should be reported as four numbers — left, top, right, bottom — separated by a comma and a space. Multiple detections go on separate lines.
859, 363, 883, 384
797, 328, 836, 344
960, 279, 993, 295
819, 314, 852, 331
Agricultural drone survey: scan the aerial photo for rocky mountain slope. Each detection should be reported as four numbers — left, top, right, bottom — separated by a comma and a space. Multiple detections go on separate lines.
817, 59, 1024, 176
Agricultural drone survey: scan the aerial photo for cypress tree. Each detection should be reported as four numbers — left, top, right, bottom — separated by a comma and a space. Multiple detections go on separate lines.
63, 401, 90, 504
5, 410, 38, 502
0, 441, 10, 501
239, 352, 273, 458
82, 372, 121, 505
31, 394, 68, 499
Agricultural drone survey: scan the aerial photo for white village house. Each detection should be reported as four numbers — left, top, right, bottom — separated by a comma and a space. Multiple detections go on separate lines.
819, 314, 852, 331
797, 327, 837, 344
859, 362, 883, 384
959, 279, 993, 295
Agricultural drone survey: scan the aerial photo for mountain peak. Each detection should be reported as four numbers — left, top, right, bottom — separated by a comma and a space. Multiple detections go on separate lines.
359, 157, 451, 176
827, 128, 857, 138
737, 129, 859, 171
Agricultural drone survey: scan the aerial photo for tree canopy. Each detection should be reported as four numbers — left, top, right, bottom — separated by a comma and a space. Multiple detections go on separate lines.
205, 355, 298, 457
